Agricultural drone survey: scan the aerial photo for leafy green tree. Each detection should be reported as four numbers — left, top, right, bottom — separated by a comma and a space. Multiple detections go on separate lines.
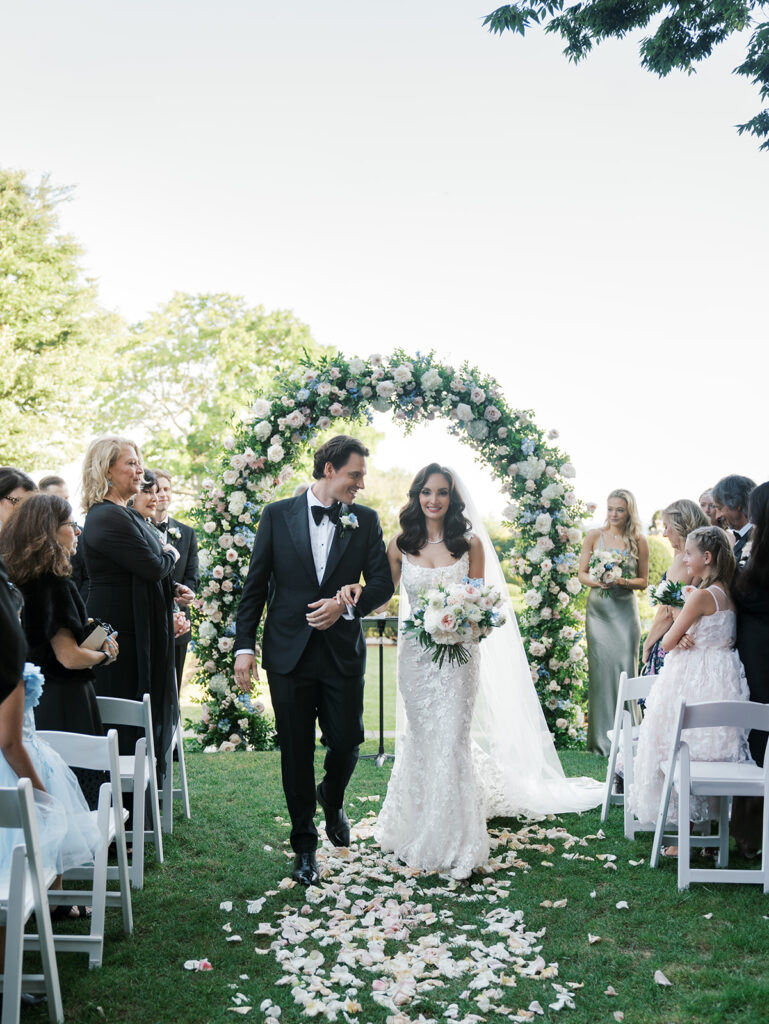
484, 1, 769, 149
96, 292, 326, 497
0, 169, 123, 467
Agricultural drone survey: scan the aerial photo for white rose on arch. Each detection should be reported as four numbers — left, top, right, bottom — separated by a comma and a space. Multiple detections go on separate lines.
252, 398, 272, 418
534, 513, 552, 534
566, 577, 582, 595
420, 368, 442, 393
267, 444, 285, 463
254, 420, 272, 441
524, 589, 543, 608
376, 380, 397, 399
455, 403, 473, 422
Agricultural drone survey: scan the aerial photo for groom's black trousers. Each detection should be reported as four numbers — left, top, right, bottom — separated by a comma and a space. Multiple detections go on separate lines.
267, 629, 365, 853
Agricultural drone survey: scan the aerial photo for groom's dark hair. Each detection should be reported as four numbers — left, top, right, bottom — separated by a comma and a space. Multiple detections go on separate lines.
312, 436, 369, 479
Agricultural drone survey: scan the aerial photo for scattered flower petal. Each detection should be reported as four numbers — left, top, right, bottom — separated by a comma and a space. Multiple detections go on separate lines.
654, 970, 672, 987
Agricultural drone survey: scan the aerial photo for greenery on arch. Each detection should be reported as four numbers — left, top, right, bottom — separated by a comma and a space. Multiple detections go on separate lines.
189, 350, 591, 751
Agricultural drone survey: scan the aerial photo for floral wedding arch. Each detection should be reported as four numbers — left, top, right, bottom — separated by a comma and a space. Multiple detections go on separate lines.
189, 350, 589, 751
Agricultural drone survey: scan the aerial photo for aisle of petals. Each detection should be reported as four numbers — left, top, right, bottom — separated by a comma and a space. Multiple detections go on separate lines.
214, 810, 611, 1022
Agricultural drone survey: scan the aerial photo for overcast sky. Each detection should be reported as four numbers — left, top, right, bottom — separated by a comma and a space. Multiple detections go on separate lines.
3, 1, 766, 524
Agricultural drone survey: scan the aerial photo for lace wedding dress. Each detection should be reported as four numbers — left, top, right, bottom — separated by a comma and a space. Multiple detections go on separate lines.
628, 585, 750, 825
375, 552, 490, 878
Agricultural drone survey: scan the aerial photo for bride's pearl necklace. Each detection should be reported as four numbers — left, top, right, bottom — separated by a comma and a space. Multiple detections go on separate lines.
426, 536, 444, 545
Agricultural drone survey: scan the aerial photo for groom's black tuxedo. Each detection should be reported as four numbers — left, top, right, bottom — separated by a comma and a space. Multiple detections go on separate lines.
234, 491, 394, 853
234, 495, 393, 674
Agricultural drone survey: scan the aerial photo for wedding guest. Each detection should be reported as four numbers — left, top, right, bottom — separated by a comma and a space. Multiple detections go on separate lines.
579, 489, 649, 755
642, 500, 709, 675
699, 489, 720, 526
150, 469, 199, 689
731, 481, 769, 856
0, 553, 25, 706
80, 438, 179, 768
38, 475, 70, 500
713, 475, 756, 568
0, 467, 36, 528
629, 527, 749, 836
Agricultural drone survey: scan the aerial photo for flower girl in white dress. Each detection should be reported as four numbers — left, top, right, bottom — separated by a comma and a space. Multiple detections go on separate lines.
629, 526, 750, 827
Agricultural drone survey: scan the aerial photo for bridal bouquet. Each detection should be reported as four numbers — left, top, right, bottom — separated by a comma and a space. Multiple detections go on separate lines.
648, 579, 696, 608
588, 549, 630, 598
402, 577, 507, 668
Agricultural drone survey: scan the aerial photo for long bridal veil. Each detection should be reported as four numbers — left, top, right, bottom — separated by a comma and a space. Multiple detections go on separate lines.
395, 468, 603, 819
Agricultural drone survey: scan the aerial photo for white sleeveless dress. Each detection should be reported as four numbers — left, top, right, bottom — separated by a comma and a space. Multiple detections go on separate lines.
374, 552, 490, 878
628, 585, 750, 825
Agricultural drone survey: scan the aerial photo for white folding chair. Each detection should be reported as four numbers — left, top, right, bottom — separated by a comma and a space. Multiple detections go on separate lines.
161, 685, 190, 835
96, 694, 163, 887
0, 778, 63, 1024
600, 671, 655, 838
649, 698, 769, 890
35, 729, 133, 968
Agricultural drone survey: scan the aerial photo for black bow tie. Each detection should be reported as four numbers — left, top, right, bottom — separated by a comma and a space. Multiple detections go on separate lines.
156, 520, 168, 533
311, 502, 341, 526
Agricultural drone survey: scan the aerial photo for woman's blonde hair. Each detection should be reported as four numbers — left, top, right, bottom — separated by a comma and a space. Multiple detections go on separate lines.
604, 488, 644, 561
81, 436, 143, 513
663, 499, 710, 544
687, 525, 736, 588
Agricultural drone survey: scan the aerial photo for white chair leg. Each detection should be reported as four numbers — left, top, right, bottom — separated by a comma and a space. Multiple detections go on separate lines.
161, 746, 174, 835
2, 847, 27, 1024
651, 769, 676, 868
677, 749, 691, 890
717, 796, 730, 868
147, 752, 164, 862
113, 805, 134, 935
176, 725, 191, 820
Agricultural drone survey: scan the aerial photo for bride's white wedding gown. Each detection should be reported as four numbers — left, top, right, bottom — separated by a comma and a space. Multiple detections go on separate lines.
375, 552, 490, 877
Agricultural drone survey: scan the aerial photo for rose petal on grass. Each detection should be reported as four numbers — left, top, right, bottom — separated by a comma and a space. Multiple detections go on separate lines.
219, 901, 233, 912
227, 1008, 252, 1015
628, 859, 645, 866
613, 1012, 624, 1022
615, 901, 629, 910
703, 913, 713, 919
226, 935, 242, 943
604, 985, 617, 996
654, 970, 672, 987
587, 934, 601, 944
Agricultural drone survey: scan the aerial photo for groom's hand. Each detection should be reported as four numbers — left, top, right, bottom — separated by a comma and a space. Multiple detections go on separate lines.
234, 653, 258, 690
306, 597, 344, 631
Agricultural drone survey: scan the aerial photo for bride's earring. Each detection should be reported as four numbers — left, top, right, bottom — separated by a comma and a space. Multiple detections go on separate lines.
107, 479, 113, 488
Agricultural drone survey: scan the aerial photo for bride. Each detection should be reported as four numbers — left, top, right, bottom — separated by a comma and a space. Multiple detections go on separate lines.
342, 463, 602, 879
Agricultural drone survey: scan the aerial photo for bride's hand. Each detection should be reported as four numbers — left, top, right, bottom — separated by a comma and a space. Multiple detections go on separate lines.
336, 584, 363, 607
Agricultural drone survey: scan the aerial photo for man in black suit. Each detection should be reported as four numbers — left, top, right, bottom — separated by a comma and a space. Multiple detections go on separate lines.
151, 470, 200, 689
713, 475, 756, 569
234, 436, 394, 885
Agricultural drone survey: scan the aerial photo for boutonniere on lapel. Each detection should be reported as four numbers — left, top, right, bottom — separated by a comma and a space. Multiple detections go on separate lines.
168, 525, 182, 540
337, 511, 359, 538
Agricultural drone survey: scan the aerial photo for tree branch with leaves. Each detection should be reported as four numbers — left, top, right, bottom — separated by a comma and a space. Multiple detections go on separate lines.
484, 0, 769, 149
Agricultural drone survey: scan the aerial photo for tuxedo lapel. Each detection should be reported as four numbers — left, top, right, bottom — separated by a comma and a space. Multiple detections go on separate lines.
284, 495, 318, 585
321, 504, 353, 585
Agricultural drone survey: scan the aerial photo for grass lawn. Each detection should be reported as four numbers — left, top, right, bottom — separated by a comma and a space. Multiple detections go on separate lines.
26, 748, 769, 1024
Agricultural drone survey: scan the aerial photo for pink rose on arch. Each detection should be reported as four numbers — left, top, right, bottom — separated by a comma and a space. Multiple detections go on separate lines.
212, 565, 225, 579
329, 402, 344, 416
316, 416, 331, 430
498, 426, 508, 438
225, 549, 239, 562
484, 406, 501, 422
329, 367, 341, 379
317, 382, 332, 396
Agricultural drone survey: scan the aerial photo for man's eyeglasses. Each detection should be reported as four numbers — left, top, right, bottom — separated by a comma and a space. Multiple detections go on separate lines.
1, 496, 22, 506
62, 521, 81, 532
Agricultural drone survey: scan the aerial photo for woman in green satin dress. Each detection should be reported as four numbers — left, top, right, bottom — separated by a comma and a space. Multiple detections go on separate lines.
579, 490, 649, 755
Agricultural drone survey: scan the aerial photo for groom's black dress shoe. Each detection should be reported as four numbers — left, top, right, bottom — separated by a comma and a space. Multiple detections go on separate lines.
316, 783, 350, 847
292, 852, 319, 886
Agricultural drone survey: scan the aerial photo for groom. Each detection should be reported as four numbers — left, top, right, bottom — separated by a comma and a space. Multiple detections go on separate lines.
234, 435, 394, 885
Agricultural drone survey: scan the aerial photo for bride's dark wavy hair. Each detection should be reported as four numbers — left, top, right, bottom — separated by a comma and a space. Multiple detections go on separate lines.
396, 463, 471, 559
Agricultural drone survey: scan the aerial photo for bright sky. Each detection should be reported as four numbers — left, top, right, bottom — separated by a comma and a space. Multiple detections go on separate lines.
3, 0, 766, 525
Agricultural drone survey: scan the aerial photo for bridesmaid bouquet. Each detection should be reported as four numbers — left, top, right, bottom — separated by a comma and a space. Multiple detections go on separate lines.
402, 577, 507, 668
648, 579, 696, 608
588, 549, 630, 598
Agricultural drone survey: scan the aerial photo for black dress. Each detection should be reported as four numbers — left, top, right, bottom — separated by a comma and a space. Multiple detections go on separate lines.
19, 572, 106, 808
735, 585, 769, 766
0, 554, 25, 705
82, 502, 177, 773
20, 573, 103, 735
